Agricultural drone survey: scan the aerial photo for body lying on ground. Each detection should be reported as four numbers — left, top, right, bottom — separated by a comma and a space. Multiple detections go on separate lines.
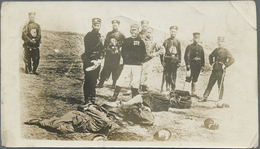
102, 90, 192, 125
26, 104, 112, 134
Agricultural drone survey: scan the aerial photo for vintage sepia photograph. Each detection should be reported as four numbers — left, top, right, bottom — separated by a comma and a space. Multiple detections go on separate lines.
1, 1, 258, 147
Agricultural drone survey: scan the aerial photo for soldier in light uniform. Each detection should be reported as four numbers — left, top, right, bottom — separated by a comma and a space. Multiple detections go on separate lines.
110, 24, 146, 102
184, 32, 205, 96
161, 26, 181, 91
81, 18, 104, 104
140, 27, 165, 91
97, 20, 125, 89
139, 20, 149, 40
22, 12, 41, 75
199, 36, 235, 102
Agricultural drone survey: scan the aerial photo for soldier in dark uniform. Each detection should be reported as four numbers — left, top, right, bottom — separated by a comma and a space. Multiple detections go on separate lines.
22, 12, 41, 75
199, 36, 235, 102
184, 32, 205, 96
110, 24, 146, 102
81, 18, 104, 104
161, 26, 181, 92
139, 20, 149, 40
97, 20, 125, 89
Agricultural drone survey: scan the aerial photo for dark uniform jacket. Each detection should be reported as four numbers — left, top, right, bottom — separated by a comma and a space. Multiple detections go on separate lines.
184, 42, 205, 66
121, 36, 146, 65
82, 30, 104, 69
104, 30, 125, 48
209, 48, 235, 70
22, 21, 41, 48
161, 37, 181, 66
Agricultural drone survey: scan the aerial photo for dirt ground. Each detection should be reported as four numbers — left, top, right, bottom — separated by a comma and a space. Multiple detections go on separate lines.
20, 30, 258, 146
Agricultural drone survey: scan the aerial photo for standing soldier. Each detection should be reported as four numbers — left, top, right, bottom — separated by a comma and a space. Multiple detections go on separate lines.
161, 26, 181, 92
184, 32, 205, 96
141, 27, 165, 91
81, 18, 104, 104
22, 12, 41, 75
97, 20, 125, 89
199, 36, 235, 102
110, 24, 146, 102
139, 20, 149, 40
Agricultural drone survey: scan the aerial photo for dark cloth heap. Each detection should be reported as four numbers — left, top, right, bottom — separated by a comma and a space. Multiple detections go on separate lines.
28, 104, 112, 134
102, 103, 154, 126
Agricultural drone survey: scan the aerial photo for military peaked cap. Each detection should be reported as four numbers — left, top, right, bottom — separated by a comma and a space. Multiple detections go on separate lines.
170, 26, 178, 30
28, 12, 36, 16
193, 32, 200, 36
131, 24, 139, 30
92, 18, 101, 24
141, 20, 149, 24
111, 20, 120, 24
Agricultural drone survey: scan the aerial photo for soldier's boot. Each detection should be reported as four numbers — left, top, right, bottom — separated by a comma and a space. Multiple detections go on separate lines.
25, 65, 29, 74
198, 96, 208, 102
32, 67, 39, 75
131, 88, 139, 98
97, 79, 105, 88
109, 86, 121, 102
111, 80, 116, 89
191, 82, 197, 97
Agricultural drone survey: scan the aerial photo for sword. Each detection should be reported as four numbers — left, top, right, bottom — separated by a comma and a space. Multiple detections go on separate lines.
215, 68, 226, 104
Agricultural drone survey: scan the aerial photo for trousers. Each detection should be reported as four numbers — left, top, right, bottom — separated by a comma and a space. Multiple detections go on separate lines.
140, 58, 154, 86
83, 66, 101, 102
116, 65, 142, 88
186, 64, 202, 83
203, 70, 224, 99
164, 64, 178, 91
23, 47, 40, 73
99, 53, 121, 84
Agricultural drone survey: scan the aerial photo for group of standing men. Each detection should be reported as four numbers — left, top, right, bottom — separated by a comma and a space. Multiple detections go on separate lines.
82, 18, 234, 103
81, 17, 235, 104
21, 13, 235, 105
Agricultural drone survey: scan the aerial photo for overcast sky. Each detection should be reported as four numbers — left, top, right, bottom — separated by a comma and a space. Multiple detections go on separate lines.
8, 1, 255, 42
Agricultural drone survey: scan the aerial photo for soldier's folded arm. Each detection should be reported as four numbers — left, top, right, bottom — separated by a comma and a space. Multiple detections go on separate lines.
140, 40, 147, 62
201, 47, 205, 67
224, 50, 235, 68
35, 24, 41, 43
177, 40, 182, 61
104, 33, 110, 48
22, 25, 31, 43
209, 48, 217, 65
184, 46, 191, 66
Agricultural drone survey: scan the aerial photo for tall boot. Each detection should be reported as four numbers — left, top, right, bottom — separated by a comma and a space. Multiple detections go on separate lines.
131, 88, 139, 98
111, 80, 116, 89
191, 82, 196, 97
109, 86, 121, 102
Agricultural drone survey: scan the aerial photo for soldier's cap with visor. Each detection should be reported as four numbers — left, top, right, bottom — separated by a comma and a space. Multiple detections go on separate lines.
92, 18, 101, 25
130, 24, 140, 30
193, 32, 200, 37
141, 20, 149, 25
170, 26, 178, 30
111, 20, 120, 25
28, 12, 36, 16
146, 27, 154, 32
218, 36, 225, 42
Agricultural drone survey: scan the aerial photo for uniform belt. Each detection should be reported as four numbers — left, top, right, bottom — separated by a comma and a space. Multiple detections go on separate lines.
192, 57, 201, 61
